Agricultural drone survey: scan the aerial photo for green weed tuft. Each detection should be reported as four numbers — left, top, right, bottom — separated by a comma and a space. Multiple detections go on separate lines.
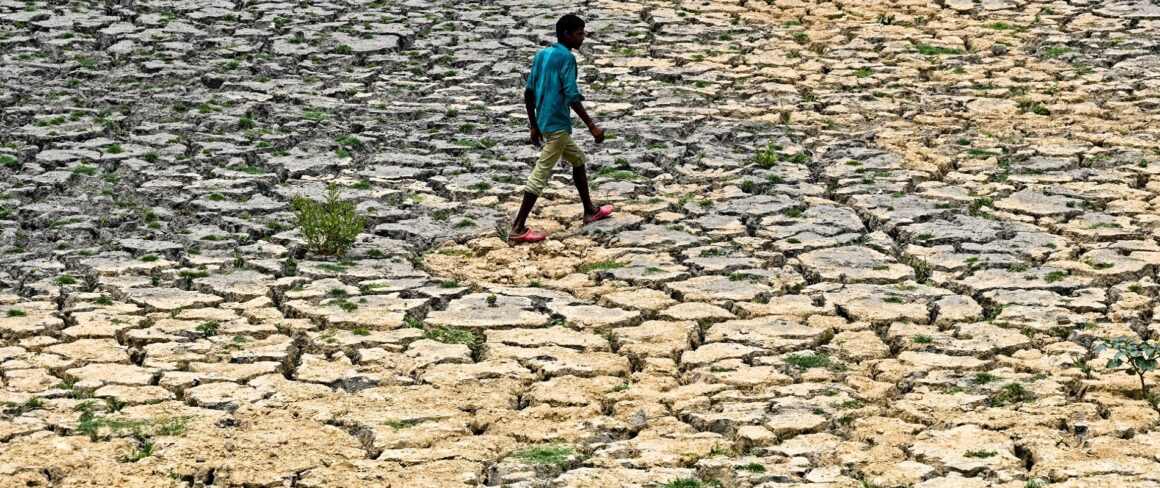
292, 184, 366, 257
513, 444, 576, 465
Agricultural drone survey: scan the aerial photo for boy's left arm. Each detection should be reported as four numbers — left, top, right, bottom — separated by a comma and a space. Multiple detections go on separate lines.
525, 88, 541, 147
526, 61, 541, 147
569, 101, 603, 144
563, 58, 603, 143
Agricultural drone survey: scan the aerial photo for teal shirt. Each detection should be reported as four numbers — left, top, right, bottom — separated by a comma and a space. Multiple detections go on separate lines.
525, 43, 584, 134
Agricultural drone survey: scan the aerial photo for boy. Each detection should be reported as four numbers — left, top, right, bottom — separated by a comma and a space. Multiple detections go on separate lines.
508, 14, 614, 243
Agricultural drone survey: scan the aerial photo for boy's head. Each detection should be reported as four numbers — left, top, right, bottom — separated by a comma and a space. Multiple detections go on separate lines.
556, 14, 585, 49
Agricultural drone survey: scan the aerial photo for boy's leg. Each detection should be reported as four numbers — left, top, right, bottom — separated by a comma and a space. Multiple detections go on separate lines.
512, 131, 567, 234
510, 191, 538, 236
572, 165, 598, 216
559, 134, 599, 217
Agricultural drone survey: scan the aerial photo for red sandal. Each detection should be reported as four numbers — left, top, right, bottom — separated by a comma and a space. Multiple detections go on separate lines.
583, 204, 615, 224
509, 227, 548, 243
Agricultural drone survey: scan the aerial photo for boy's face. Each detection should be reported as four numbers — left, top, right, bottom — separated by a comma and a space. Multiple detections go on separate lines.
562, 28, 586, 49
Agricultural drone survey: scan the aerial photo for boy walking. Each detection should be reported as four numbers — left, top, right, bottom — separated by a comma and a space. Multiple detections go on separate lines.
509, 14, 614, 243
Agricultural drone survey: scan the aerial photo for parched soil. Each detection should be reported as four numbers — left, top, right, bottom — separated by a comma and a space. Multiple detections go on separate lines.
2, 1, 1160, 487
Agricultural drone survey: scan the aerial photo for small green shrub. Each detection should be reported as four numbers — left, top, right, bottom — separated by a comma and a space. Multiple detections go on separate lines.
292, 184, 366, 257
196, 321, 220, 338
1095, 337, 1160, 397
755, 143, 780, 168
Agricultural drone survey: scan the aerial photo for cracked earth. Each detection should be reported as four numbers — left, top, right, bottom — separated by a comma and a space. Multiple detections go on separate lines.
3, 0, 1160, 487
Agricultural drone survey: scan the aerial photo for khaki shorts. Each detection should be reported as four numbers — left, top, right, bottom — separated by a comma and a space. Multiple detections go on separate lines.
524, 131, 586, 196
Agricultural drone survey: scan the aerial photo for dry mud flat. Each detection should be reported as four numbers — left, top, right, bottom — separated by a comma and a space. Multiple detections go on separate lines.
3, 0, 1160, 487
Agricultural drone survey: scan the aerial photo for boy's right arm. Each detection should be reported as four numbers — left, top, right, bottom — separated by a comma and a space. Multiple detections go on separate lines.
524, 88, 540, 147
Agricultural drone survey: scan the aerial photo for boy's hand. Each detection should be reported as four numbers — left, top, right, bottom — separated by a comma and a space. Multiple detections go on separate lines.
590, 126, 605, 144
529, 128, 542, 148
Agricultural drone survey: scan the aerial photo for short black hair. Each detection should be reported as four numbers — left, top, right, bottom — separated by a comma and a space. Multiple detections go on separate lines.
556, 14, 585, 41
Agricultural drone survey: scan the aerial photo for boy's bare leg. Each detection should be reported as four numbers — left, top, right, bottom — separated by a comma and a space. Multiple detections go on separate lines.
572, 165, 599, 217
510, 191, 539, 235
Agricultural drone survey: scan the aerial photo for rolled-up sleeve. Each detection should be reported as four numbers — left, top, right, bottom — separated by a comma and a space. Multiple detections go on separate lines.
561, 57, 584, 104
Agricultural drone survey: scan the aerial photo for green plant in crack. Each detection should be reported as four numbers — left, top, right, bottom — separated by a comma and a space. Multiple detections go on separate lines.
422, 326, 481, 349
594, 166, 641, 181
1095, 337, 1160, 398
989, 382, 1035, 407
784, 354, 847, 372
329, 298, 358, 312
914, 44, 963, 55
579, 261, 624, 273
196, 321, 220, 338
2, 397, 44, 414
1042, 45, 1071, 58
292, 184, 365, 257
385, 420, 418, 430
1016, 99, 1050, 116
513, 444, 576, 465
1043, 270, 1068, 283
663, 478, 708, 488
754, 142, 780, 168
972, 372, 999, 385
